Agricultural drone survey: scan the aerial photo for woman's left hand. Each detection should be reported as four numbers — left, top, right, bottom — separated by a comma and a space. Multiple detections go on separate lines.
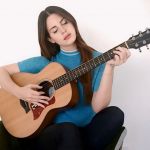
107, 47, 131, 67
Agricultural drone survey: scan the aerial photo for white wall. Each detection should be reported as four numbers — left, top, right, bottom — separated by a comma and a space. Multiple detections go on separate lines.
0, 0, 150, 149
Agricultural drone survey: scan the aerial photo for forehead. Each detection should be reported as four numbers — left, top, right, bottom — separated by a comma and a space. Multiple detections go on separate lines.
46, 13, 63, 29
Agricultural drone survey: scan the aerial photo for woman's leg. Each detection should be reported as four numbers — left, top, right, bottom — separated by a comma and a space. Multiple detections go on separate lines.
18, 122, 84, 150
79, 106, 124, 150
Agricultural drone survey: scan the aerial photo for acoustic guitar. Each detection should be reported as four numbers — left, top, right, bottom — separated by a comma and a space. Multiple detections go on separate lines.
0, 29, 149, 139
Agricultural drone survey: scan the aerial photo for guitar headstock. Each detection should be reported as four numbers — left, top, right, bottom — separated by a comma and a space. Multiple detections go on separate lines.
127, 28, 150, 52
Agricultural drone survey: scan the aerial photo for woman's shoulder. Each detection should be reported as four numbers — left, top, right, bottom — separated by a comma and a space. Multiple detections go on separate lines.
24, 55, 50, 62
18, 56, 52, 73
19, 56, 52, 65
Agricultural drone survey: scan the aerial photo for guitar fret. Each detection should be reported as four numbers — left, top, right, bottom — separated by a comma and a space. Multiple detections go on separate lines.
62, 76, 67, 86
79, 67, 83, 75
52, 80, 57, 90
99, 56, 104, 63
78, 66, 81, 76
84, 62, 88, 71
60, 77, 63, 87
89, 61, 93, 69
55, 79, 59, 89
67, 71, 72, 82
83, 63, 88, 73
95, 57, 99, 63
77, 67, 81, 76
102, 54, 106, 62
95, 57, 100, 66
73, 69, 78, 79
58, 78, 62, 89
104, 52, 111, 61
91, 60, 96, 68
97, 56, 101, 64
65, 75, 69, 83
107, 51, 111, 59
81, 65, 85, 74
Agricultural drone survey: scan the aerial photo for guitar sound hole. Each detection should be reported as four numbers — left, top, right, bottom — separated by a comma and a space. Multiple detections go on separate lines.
38, 81, 54, 99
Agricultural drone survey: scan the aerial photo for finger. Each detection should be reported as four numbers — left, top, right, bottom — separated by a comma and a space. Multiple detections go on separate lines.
116, 47, 130, 60
115, 46, 126, 52
27, 98, 49, 105
124, 48, 131, 58
114, 55, 120, 65
113, 50, 125, 62
30, 95, 50, 101
29, 84, 43, 89
32, 90, 45, 96
121, 47, 129, 59
35, 99, 49, 105
121, 47, 131, 60
31, 102, 45, 108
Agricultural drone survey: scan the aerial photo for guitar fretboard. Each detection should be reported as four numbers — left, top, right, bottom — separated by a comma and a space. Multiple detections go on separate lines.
52, 42, 128, 90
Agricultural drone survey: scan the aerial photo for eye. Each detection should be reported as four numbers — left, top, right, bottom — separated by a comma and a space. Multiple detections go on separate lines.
53, 21, 68, 34
54, 30, 58, 33
63, 21, 68, 25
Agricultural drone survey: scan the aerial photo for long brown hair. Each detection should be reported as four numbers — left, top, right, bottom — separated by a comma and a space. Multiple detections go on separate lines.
38, 6, 97, 105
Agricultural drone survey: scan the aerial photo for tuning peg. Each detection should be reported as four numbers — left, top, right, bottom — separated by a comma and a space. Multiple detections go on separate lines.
138, 31, 143, 37
146, 28, 150, 34
139, 48, 142, 52
132, 34, 135, 40
135, 43, 139, 47
146, 45, 149, 50
143, 40, 146, 44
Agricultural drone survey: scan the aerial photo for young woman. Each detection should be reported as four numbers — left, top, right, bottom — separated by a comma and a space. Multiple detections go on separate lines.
0, 6, 131, 150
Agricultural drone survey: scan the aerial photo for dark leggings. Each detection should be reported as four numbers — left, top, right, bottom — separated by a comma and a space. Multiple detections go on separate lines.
18, 106, 124, 150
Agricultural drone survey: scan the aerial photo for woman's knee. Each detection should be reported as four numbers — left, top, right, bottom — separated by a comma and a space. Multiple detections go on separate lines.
59, 122, 81, 138
108, 106, 124, 126
57, 123, 83, 149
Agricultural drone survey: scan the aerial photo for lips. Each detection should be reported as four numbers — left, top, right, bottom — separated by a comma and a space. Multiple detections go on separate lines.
64, 34, 71, 40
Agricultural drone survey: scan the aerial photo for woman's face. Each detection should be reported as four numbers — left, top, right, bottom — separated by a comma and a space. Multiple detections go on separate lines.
46, 13, 77, 51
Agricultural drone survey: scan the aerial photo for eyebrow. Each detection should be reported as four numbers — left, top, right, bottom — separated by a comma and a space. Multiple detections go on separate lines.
49, 17, 64, 32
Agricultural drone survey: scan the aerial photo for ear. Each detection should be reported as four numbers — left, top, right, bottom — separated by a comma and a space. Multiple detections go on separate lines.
46, 37, 56, 43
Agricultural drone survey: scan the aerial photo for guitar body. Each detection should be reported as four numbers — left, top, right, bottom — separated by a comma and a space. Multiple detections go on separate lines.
0, 62, 79, 138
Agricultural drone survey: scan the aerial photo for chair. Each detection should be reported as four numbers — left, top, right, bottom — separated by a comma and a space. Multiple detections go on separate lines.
0, 121, 127, 150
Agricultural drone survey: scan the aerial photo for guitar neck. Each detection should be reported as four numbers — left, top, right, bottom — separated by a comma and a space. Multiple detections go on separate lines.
52, 42, 128, 90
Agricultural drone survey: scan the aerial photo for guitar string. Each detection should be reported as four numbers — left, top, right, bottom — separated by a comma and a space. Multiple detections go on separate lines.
41, 34, 150, 93
40, 33, 150, 92
40, 43, 126, 92
38, 43, 126, 92
29, 31, 150, 98
45, 42, 125, 90
36, 30, 150, 92
53, 43, 125, 90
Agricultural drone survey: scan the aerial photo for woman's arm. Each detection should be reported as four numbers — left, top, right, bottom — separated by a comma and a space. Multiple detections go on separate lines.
91, 47, 131, 113
0, 63, 21, 95
0, 63, 49, 108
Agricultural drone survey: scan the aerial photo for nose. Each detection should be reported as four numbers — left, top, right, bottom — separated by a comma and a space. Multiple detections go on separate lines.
59, 25, 66, 33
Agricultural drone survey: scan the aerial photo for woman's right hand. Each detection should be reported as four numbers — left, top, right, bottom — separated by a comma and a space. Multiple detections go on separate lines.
16, 84, 50, 108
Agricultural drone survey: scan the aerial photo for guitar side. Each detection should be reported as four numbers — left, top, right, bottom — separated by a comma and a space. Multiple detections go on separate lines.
0, 62, 79, 138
